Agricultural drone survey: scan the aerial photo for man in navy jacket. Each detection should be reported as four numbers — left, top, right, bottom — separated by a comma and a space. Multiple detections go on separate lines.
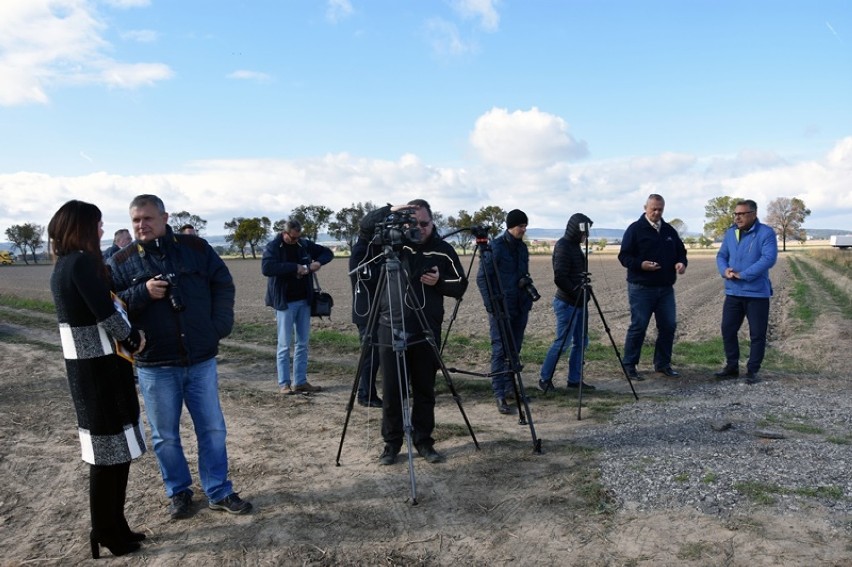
714, 199, 778, 384
262, 219, 333, 394
618, 194, 688, 380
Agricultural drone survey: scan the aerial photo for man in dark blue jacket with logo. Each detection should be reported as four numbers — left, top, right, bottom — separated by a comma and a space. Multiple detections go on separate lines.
618, 194, 687, 380
262, 219, 333, 394
109, 194, 252, 520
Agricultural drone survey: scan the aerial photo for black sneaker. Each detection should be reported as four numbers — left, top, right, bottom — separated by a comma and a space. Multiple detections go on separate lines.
169, 490, 192, 520
416, 444, 445, 464
537, 379, 554, 393
357, 397, 383, 408
209, 493, 253, 515
745, 372, 761, 385
496, 398, 512, 415
379, 444, 400, 465
567, 381, 596, 391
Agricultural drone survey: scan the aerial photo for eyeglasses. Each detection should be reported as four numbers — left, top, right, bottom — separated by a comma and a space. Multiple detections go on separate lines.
733, 211, 755, 217
418, 221, 431, 228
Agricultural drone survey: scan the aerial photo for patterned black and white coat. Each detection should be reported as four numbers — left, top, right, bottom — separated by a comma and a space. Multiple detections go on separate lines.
50, 251, 146, 465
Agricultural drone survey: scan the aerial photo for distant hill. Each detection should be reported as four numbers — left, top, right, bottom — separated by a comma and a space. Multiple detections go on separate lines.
526, 228, 624, 242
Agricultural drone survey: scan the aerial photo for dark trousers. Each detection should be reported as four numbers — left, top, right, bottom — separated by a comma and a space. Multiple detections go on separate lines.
487, 310, 528, 399
623, 283, 677, 369
721, 295, 770, 373
378, 325, 438, 449
90, 461, 132, 540
356, 323, 381, 402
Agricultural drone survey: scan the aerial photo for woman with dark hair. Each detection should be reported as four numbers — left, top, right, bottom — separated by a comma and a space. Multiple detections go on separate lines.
48, 200, 147, 559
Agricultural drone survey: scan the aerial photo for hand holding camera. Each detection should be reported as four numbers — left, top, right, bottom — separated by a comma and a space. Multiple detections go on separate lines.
152, 273, 185, 312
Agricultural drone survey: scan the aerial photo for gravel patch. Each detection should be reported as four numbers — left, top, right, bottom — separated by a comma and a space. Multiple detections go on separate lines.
578, 377, 852, 527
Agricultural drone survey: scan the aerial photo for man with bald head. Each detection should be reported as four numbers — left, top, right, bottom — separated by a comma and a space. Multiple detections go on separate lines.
618, 194, 688, 380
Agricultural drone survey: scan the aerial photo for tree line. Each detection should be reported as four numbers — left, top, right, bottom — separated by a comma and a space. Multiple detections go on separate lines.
2, 196, 812, 263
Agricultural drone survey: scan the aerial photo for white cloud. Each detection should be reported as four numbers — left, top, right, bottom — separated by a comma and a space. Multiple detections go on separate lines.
2, 138, 851, 239
121, 29, 158, 43
424, 18, 477, 56
0, 0, 171, 106
451, 0, 500, 32
326, 0, 354, 24
227, 70, 272, 83
103, 0, 151, 7
470, 107, 589, 168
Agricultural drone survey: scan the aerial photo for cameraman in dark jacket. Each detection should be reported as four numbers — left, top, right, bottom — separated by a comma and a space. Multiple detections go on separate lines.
359, 200, 467, 466
618, 194, 687, 380
108, 194, 251, 519
476, 209, 534, 415
539, 213, 595, 392
262, 220, 333, 394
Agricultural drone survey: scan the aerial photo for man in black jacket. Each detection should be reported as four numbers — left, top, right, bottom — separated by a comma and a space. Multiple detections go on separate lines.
359, 200, 468, 465
539, 213, 595, 391
109, 194, 252, 519
618, 194, 687, 380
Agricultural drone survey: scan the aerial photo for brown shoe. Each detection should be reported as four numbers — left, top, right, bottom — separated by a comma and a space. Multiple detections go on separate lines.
294, 381, 322, 393
279, 384, 295, 395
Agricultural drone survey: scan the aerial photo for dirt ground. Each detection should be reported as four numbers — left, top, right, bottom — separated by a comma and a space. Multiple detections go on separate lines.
1, 251, 852, 565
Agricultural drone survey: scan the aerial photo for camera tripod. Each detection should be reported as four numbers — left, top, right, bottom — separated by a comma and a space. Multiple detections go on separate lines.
335, 243, 479, 505
446, 231, 541, 453
540, 234, 639, 420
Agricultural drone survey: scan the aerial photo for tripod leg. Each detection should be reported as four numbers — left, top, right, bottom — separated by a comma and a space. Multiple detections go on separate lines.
588, 287, 639, 400
336, 273, 387, 465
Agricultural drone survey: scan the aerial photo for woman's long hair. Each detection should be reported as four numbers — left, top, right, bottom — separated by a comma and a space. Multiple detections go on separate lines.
48, 200, 109, 282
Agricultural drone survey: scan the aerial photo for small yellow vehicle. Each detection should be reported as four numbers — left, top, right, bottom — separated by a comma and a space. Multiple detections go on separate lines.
0, 250, 15, 265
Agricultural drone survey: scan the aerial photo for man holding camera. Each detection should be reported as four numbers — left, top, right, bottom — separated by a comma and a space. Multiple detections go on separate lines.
618, 194, 687, 380
476, 209, 535, 415
358, 200, 468, 465
262, 219, 333, 394
108, 194, 252, 519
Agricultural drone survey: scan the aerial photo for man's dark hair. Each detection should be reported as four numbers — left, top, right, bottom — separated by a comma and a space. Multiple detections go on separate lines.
736, 199, 758, 212
179, 224, 195, 233
284, 219, 302, 233
407, 198, 432, 219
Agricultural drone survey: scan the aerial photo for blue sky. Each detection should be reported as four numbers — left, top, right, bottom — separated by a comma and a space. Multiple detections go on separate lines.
1, 0, 850, 239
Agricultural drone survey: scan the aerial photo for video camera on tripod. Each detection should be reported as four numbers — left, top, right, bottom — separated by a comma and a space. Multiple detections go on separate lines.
373, 207, 422, 248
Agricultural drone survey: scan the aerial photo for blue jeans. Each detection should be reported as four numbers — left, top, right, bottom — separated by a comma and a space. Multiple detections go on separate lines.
357, 323, 380, 401
488, 310, 529, 399
276, 300, 311, 387
541, 297, 589, 384
136, 358, 233, 502
622, 283, 676, 369
721, 295, 770, 373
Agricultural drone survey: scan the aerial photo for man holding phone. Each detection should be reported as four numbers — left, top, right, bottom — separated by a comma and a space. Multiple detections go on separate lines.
618, 194, 688, 380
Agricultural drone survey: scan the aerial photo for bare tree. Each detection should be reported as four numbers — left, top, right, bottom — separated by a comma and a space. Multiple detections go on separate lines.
766, 197, 810, 252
